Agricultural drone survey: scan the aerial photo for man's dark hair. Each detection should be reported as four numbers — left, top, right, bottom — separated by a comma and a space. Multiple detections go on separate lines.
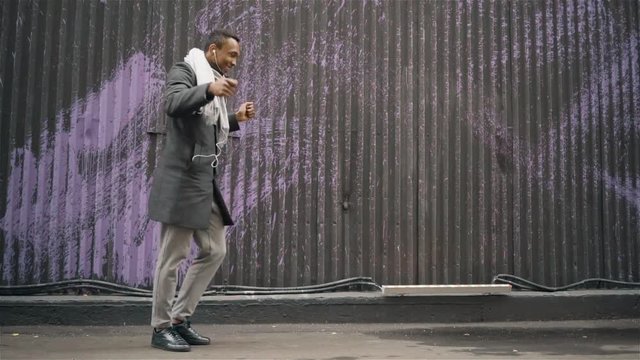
204, 29, 240, 50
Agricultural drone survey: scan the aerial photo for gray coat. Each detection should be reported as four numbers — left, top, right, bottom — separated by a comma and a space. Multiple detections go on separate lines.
148, 62, 240, 230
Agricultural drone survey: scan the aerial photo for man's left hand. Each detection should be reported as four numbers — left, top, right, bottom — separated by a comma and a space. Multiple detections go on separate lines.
236, 102, 256, 122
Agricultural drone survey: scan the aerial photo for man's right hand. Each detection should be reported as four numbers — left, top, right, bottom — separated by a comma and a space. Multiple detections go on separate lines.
207, 77, 238, 98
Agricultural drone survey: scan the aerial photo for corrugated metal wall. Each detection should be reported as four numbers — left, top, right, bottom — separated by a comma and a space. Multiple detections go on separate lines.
1, 0, 638, 288
510, 0, 640, 286
417, 0, 514, 285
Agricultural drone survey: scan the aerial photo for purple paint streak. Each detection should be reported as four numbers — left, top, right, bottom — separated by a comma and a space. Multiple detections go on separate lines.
2, 53, 165, 285
471, 1, 640, 216
2, 0, 637, 287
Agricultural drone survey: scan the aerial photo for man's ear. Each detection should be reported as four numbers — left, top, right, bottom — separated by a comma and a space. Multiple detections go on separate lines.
207, 44, 217, 54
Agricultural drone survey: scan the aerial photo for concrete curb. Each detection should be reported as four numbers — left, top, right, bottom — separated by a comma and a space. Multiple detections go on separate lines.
1, 290, 638, 326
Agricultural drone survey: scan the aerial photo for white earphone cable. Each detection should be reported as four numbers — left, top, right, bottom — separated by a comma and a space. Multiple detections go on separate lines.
191, 49, 228, 168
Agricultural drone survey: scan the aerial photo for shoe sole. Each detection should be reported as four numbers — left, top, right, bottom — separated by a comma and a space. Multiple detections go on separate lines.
151, 343, 191, 352
185, 341, 210, 346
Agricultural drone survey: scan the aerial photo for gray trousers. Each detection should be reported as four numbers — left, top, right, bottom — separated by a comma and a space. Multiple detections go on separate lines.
151, 202, 226, 329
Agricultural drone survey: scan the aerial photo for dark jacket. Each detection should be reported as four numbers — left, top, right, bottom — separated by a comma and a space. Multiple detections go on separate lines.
148, 62, 240, 229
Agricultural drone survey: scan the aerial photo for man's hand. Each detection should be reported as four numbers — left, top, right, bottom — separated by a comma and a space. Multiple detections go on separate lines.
208, 77, 238, 98
236, 102, 256, 122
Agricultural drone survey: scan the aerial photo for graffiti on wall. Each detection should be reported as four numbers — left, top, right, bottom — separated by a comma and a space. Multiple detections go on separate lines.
1, 0, 638, 287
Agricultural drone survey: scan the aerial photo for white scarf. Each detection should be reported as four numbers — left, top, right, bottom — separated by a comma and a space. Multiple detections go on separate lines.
183, 48, 229, 148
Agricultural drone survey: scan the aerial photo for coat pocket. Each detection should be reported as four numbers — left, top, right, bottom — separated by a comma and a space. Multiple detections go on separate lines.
190, 143, 218, 169
187, 143, 200, 167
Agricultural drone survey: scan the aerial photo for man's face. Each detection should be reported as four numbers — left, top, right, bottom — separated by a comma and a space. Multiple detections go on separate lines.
206, 37, 240, 75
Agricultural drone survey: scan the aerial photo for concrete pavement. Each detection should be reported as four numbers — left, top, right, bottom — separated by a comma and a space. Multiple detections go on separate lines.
1, 320, 639, 359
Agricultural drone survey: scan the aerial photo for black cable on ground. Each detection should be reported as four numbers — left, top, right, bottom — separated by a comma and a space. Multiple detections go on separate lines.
3, 275, 638, 296
0, 279, 151, 297
492, 274, 640, 291
0, 277, 382, 297
204, 278, 382, 296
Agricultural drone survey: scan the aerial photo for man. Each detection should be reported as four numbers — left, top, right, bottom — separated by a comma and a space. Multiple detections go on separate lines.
147, 29, 255, 352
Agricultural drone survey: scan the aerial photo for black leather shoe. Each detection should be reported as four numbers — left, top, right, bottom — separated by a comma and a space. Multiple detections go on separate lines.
151, 327, 191, 352
173, 318, 211, 345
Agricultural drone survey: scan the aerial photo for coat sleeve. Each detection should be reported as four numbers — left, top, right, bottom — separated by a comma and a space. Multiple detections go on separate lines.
164, 62, 211, 117
228, 113, 240, 132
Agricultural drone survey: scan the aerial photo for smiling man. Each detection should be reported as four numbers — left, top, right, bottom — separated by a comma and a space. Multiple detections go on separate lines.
147, 29, 256, 352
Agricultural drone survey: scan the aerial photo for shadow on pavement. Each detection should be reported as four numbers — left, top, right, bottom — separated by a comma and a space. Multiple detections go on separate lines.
368, 326, 640, 357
